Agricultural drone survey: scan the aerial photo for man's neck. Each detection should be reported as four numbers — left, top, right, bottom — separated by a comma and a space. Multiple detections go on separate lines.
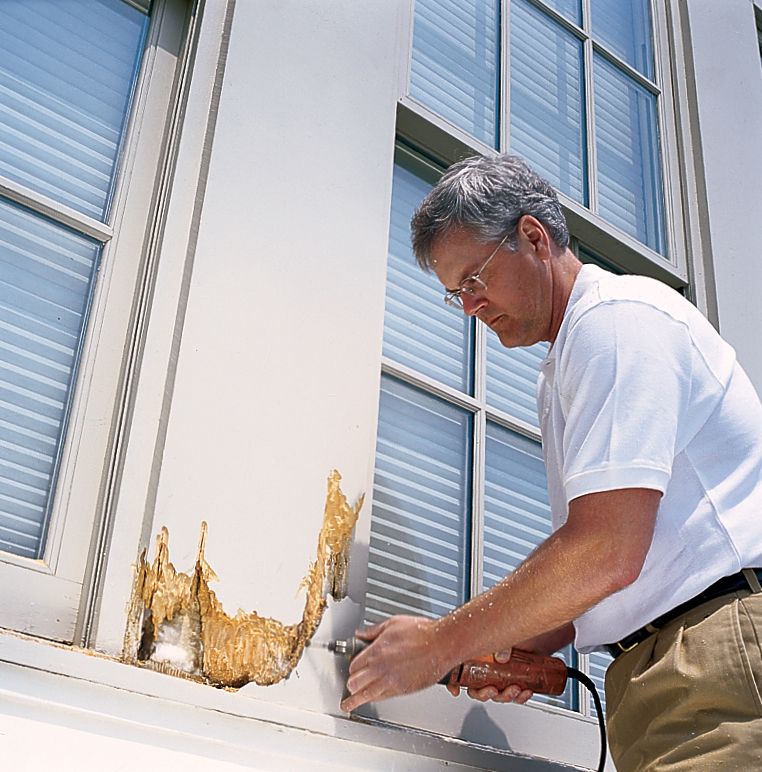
547, 249, 583, 344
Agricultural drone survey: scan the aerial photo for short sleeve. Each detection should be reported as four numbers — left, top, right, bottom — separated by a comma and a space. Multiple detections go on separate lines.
558, 300, 692, 502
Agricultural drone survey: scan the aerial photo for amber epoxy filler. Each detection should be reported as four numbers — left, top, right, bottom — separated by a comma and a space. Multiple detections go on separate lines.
123, 470, 364, 688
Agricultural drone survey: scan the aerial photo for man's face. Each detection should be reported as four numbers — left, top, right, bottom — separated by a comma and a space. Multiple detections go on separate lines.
430, 224, 554, 348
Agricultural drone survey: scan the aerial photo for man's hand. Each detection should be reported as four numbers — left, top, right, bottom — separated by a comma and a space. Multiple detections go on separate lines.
445, 649, 534, 704
340, 615, 454, 712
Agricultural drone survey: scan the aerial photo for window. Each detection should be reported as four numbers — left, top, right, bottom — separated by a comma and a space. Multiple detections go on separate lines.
0, 0, 184, 640
0, 0, 149, 561
368, 3, 689, 737
367, 147, 585, 715
407, 0, 674, 258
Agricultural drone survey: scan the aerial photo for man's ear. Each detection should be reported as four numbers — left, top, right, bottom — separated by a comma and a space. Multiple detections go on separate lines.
517, 215, 551, 257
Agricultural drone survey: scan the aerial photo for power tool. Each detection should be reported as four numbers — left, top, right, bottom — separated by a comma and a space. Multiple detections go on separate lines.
328, 637, 607, 771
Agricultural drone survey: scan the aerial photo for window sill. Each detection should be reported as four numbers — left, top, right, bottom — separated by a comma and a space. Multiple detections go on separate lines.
0, 629, 593, 771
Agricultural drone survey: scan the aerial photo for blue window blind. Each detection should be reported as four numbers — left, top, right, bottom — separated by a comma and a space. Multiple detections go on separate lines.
0, 199, 100, 558
594, 52, 665, 253
0, 0, 149, 221
482, 421, 576, 710
366, 375, 472, 624
591, 0, 654, 79
588, 649, 613, 714
510, 0, 587, 205
0, 0, 148, 560
383, 153, 474, 394
542, 0, 582, 26
410, 0, 500, 148
485, 330, 547, 430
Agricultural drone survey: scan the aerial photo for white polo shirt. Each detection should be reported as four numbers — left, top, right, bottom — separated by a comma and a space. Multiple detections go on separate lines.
537, 265, 762, 652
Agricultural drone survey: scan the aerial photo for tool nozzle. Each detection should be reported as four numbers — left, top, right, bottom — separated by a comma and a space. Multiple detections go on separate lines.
327, 637, 367, 658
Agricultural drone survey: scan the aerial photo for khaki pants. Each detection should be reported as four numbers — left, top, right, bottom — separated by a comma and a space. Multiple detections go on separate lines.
604, 590, 762, 771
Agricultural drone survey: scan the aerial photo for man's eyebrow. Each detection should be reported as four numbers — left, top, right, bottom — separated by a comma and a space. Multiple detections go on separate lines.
444, 264, 478, 294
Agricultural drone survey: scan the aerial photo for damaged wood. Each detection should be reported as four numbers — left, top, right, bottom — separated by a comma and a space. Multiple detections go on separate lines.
123, 470, 363, 688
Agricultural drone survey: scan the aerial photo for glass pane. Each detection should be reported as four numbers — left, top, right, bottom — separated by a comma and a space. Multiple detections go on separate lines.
485, 328, 547, 430
365, 375, 472, 624
588, 650, 613, 714
0, 197, 100, 558
0, 0, 149, 221
594, 54, 665, 254
410, 0, 500, 148
510, 0, 587, 204
482, 422, 574, 709
383, 155, 474, 394
540, 0, 582, 26
591, 0, 654, 79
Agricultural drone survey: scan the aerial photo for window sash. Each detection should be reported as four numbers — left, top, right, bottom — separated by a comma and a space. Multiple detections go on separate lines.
0, 0, 149, 563
406, 0, 671, 259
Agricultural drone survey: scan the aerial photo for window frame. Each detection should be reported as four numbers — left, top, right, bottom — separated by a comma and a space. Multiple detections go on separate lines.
364, 0, 701, 753
0, 0, 189, 641
375, 141, 600, 721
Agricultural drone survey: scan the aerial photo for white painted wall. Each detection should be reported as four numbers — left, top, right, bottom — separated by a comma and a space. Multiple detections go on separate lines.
684, 0, 762, 391
96, 0, 406, 721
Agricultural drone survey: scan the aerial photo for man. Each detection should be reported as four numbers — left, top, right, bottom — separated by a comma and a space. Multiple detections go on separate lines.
341, 154, 762, 770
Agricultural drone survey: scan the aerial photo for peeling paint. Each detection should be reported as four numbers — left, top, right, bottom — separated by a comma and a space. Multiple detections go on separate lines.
123, 470, 363, 688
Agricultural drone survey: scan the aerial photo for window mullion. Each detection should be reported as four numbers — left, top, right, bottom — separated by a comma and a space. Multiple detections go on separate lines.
592, 40, 661, 94
381, 357, 482, 412
582, 0, 597, 214
471, 406, 487, 599
501, 0, 511, 151
470, 316, 488, 599
577, 651, 592, 717
0, 177, 113, 243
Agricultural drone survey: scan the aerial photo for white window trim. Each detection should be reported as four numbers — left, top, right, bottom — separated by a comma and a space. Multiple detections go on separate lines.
0, 0, 188, 641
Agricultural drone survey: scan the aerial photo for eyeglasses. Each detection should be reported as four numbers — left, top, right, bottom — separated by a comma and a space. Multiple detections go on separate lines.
443, 233, 510, 309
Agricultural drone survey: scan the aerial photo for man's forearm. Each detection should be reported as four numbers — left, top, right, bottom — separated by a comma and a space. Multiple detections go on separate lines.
341, 488, 659, 712
434, 488, 660, 668
515, 622, 575, 657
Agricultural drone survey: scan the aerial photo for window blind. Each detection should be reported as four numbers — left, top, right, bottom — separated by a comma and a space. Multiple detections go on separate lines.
383, 158, 474, 394
0, 0, 148, 221
366, 375, 472, 624
588, 649, 613, 714
541, 0, 582, 26
510, 0, 587, 205
485, 330, 547, 430
0, 199, 100, 558
410, 0, 500, 148
482, 421, 576, 710
594, 52, 665, 254
591, 0, 654, 79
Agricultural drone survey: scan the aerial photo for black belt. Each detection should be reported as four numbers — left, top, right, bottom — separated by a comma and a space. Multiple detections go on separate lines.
604, 568, 762, 659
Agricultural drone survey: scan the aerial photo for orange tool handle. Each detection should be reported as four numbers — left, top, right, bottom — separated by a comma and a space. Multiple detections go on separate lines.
444, 649, 568, 696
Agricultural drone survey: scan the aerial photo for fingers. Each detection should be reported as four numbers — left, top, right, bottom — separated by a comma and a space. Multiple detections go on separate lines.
446, 682, 460, 698
341, 682, 384, 713
465, 684, 534, 704
514, 689, 533, 705
466, 686, 499, 702
355, 620, 387, 641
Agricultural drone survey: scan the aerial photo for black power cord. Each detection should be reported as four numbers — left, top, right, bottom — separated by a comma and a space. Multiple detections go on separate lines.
566, 667, 607, 772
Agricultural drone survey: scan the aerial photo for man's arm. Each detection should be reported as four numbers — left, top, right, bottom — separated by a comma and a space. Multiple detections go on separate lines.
341, 487, 661, 712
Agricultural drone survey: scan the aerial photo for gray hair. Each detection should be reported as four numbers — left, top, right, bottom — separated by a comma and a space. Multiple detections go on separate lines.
410, 154, 569, 271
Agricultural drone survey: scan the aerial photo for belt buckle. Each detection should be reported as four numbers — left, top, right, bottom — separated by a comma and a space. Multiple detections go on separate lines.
616, 639, 639, 654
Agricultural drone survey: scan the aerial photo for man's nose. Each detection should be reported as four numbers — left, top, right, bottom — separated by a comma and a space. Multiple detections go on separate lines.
461, 291, 487, 317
